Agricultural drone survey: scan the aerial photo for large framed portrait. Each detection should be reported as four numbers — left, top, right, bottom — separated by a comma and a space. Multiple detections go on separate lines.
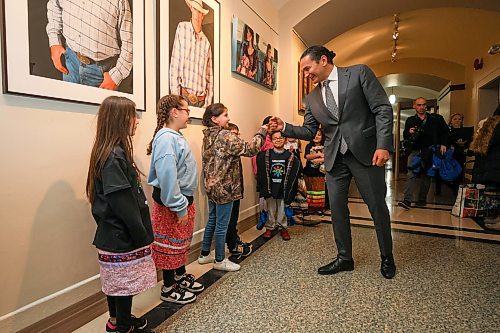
231, 16, 278, 91
157, 0, 220, 119
0, 0, 146, 110
298, 61, 314, 115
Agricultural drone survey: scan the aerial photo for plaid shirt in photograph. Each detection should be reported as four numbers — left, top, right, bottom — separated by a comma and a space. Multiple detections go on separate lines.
46, 0, 133, 85
169, 21, 213, 108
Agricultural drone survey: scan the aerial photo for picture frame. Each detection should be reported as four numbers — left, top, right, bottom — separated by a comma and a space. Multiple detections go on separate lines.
298, 61, 314, 115
156, 0, 220, 119
231, 16, 278, 91
0, 0, 146, 110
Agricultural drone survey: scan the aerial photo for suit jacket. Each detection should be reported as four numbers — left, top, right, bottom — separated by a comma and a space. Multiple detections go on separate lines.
283, 64, 393, 170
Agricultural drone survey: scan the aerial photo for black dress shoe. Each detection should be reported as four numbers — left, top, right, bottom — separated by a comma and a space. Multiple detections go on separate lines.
318, 257, 354, 275
380, 255, 396, 279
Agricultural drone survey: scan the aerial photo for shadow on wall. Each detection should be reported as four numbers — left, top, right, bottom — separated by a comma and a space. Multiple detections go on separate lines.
13, 181, 97, 327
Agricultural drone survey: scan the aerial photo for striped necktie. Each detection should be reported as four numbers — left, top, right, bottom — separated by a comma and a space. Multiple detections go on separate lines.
324, 80, 348, 154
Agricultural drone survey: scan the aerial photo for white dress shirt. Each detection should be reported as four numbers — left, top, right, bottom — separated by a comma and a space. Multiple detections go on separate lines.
321, 65, 339, 106
283, 65, 338, 132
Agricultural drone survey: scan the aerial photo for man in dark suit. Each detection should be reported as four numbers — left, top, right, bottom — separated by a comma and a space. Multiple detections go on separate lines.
269, 46, 396, 279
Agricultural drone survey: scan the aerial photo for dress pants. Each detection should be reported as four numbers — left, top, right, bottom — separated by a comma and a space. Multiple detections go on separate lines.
326, 151, 393, 260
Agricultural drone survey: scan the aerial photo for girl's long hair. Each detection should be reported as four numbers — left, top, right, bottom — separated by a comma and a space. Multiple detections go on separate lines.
147, 95, 186, 155
86, 96, 137, 202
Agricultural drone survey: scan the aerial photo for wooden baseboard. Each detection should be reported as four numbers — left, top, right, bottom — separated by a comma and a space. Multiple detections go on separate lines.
18, 213, 257, 332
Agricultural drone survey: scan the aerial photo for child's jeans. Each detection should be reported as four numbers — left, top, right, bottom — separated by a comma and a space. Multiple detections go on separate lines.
201, 200, 234, 261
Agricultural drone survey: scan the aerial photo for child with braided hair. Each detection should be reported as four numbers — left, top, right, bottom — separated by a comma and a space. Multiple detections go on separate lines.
147, 95, 204, 304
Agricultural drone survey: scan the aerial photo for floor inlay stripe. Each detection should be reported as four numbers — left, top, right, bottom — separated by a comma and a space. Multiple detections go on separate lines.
349, 215, 498, 235
348, 218, 500, 244
141, 230, 278, 329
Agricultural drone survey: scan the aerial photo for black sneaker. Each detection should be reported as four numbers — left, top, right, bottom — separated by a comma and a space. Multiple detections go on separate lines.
415, 201, 426, 207
160, 284, 196, 304
106, 316, 147, 333
175, 273, 204, 293
229, 240, 253, 259
131, 315, 147, 330
398, 200, 411, 210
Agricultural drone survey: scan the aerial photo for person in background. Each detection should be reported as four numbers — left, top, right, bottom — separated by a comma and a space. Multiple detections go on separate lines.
470, 106, 500, 186
252, 116, 274, 176
398, 97, 448, 209
86, 96, 156, 333
147, 95, 204, 305
303, 128, 326, 215
257, 131, 302, 240
198, 103, 266, 272
225, 122, 253, 259
447, 113, 472, 193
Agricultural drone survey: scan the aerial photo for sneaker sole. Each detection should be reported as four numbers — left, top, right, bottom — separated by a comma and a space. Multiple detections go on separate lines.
133, 319, 147, 330
182, 286, 205, 293
213, 265, 240, 272
398, 203, 411, 210
197, 258, 214, 265
160, 294, 197, 304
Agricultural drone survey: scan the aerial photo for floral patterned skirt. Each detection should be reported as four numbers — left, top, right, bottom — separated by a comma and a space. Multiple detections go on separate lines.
98, 245, 157, 296
151, 202, 196, 270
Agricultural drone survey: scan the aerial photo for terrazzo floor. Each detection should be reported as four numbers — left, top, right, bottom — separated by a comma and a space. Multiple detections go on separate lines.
74, 174, 500, 333
155, 224, 500, 333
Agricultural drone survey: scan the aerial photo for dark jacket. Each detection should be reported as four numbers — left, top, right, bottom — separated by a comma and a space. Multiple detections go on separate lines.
256, 149, 302, 205
91, 146, 154, 252
472, 116, 500, 185
403, 112, 449, 151
283, 65, 394, 169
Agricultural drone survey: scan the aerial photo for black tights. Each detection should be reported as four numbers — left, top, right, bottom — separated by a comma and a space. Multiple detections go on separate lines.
162, 265, 187, 287
107, 295, 133, 330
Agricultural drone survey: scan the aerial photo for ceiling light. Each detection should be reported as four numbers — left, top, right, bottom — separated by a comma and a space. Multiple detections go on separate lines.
389, 87, 396, 104
488, 44, 500, 55
390, 13, 399, 62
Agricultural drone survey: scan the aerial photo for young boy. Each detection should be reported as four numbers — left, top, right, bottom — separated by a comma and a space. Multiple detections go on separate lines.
225, 123, 252, 258
256, 131, 302, 240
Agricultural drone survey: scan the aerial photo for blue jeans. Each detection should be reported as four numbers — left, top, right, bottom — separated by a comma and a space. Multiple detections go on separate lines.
201, 201, 234, 261
63, 48, 105, 87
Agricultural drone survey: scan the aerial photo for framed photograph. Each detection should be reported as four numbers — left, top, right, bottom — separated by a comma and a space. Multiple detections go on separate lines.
157, 0, 220, 119
231, 16, 278, 91
1, 0, 146, 110
298, 61, 314, 115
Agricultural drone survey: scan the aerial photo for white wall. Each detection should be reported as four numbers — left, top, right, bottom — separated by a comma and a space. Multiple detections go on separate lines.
277, 0, 328, 124
0, 0, 279, 331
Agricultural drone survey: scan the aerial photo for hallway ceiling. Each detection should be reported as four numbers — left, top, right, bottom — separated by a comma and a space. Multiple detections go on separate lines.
291, 2, 500, 94
321, 7, 500, 70
294, 0, 500, 47
378, 74, 450, 93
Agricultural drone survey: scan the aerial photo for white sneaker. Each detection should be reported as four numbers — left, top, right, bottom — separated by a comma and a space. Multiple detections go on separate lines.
198, 253, 214, 265
160, 285, 196, 304
213, 258, 240, 272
